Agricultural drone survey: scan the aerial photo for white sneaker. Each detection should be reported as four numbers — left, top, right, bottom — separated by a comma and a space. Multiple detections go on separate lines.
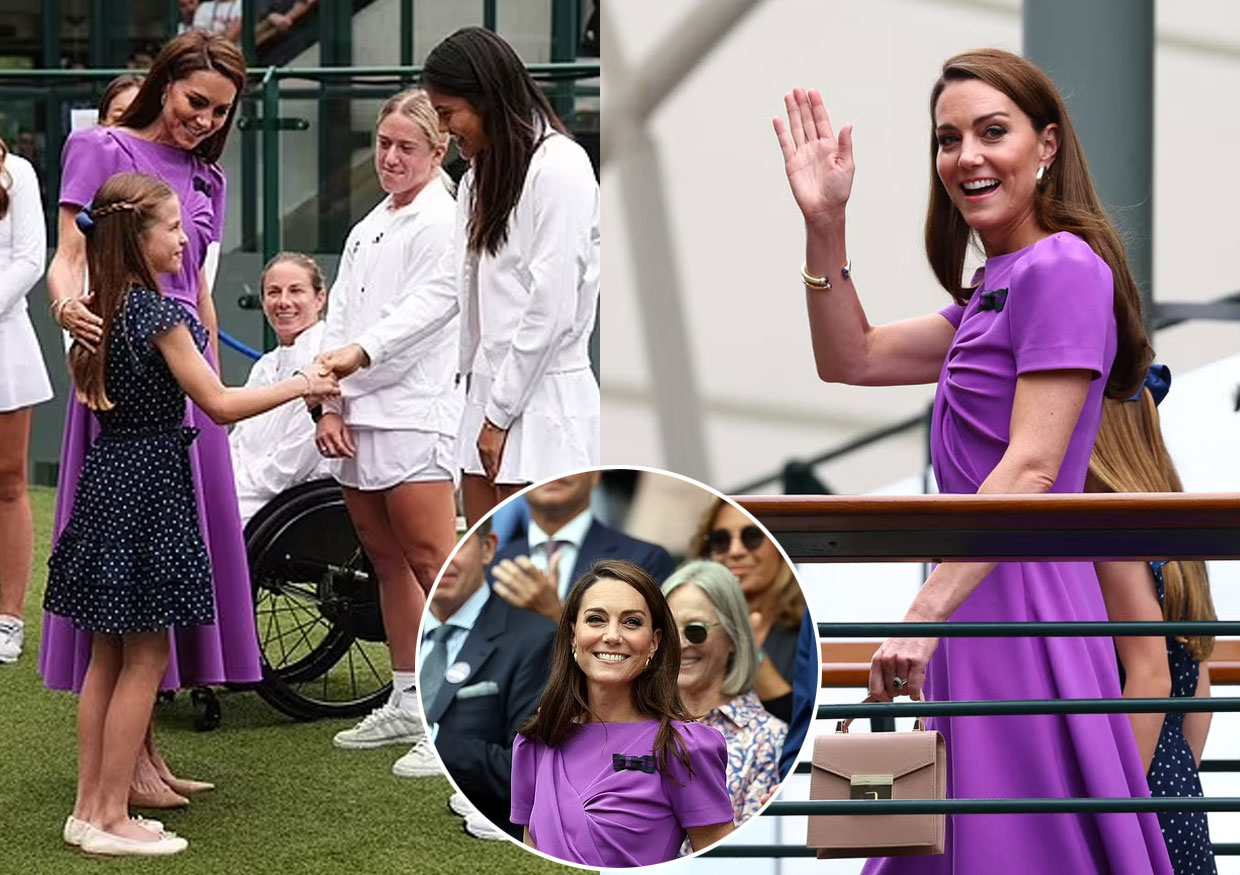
0, 616, 23, 664
332, 703, 425, 750
463, 811, 509, 841
391, 742, 441, 777
447, 792, 476, 818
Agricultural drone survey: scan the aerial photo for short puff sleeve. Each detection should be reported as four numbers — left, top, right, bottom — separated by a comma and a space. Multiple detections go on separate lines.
1007, 234, 1113, 379
59, 128, 132, 209
662, 722, 734, 829
125, 288, 208, 356
510, 732, 540, 826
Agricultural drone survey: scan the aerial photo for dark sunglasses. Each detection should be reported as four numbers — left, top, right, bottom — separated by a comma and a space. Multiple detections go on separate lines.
704, 525, 765, 555
680, 621, 722, 645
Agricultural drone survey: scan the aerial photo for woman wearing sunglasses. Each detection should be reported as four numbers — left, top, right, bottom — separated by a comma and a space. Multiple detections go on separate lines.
688, 498, 804, 723
511, 559, 734, 867
662, 560, 787, 853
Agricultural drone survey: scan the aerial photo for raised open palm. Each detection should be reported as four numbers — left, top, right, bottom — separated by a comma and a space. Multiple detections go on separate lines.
773, 88, 855, 224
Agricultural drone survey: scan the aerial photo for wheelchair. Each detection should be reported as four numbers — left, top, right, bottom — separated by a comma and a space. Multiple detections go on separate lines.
244, 478, 392, 721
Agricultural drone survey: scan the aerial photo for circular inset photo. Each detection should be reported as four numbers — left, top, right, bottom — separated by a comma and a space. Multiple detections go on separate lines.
413, 466, 819, 868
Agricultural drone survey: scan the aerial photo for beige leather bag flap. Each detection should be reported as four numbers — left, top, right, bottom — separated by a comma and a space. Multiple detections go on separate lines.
806, 729, 946, 859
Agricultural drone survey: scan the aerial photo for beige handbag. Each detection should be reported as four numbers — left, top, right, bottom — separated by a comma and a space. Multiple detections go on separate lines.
805, 697, 946, 859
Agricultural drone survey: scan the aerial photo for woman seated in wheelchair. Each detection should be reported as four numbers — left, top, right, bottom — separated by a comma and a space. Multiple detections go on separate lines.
229, 252, 332, 527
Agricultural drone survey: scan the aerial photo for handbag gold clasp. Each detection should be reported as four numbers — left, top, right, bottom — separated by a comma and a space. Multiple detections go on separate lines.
850, 775, 894, 800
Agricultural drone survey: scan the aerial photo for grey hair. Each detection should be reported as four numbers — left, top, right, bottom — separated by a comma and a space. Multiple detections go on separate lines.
661, 559, 758, 697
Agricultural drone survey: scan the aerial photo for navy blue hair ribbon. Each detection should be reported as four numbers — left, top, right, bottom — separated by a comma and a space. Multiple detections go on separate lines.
1127, 363, 1171, 406
75, 208, 95, 237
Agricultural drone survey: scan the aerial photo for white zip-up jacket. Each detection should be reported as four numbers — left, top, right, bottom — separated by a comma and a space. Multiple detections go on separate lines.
322, 177, 461, 433
455, 129, 601, 429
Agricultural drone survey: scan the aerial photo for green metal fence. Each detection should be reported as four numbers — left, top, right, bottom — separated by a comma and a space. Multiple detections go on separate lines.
705, 494, 1240, 859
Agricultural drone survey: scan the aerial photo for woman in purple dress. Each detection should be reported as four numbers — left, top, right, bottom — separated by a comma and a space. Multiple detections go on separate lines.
43, 31, 252, 808
511, 559, 734, 867
773, 49, 1171, 873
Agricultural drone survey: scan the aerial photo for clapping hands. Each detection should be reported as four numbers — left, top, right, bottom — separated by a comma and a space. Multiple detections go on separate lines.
492, 552, 563, 623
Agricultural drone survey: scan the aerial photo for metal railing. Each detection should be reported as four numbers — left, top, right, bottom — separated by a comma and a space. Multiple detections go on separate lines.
702, 494, 1240, 859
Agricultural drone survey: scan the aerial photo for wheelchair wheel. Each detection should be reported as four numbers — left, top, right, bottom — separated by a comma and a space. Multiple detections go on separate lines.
246, 479, 392, 721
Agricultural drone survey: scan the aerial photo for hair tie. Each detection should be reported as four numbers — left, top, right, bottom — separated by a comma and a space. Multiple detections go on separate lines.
1127, 363, 1171, 406
75, 208, 95, 236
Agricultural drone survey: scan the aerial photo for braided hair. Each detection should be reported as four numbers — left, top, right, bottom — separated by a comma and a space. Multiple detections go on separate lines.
69, 172, 175, 410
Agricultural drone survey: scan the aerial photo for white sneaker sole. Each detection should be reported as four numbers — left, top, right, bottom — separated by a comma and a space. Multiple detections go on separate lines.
447, 794, 475, 817
391, 762, 440, 778
333, 732, 423, 750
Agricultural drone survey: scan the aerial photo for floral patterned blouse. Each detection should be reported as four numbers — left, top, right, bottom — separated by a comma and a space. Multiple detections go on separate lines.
678, 689, 787, 855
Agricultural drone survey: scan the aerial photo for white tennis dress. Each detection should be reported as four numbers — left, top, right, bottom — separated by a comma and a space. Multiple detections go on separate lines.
454, 127, 601, 484
0, 153, 52, 412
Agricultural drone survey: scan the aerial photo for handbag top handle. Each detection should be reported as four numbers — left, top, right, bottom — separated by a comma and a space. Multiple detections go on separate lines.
837, 694, 927, 734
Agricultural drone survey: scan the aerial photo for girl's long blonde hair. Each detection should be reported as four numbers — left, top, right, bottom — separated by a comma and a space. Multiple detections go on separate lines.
1087, 389, 1216, 660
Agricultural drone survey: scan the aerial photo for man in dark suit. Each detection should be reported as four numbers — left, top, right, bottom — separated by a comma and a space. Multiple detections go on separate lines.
489, 471, 676, 622
400, 518, 555, 840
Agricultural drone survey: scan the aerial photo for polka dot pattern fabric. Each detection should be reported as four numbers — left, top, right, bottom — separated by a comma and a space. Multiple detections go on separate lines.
45, 289, 216, 635
1147, 563, 1216, 874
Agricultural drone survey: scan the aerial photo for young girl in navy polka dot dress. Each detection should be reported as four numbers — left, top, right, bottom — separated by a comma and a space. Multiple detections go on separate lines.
43, 172, 339, 858
1088, 365, 1218, 875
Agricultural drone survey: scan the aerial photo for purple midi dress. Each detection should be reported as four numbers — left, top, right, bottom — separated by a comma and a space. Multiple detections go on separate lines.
511, 720, 734, 867
39, 126, 260, 691
863, 233, 1173, 874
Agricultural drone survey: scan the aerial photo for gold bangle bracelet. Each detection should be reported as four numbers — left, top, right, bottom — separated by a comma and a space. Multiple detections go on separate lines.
801, 264, 831, 291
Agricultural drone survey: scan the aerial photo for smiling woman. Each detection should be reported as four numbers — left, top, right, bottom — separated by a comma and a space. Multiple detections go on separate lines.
40, 30, 255, 813
510, 559, 735, 867
771, 47, 1171, 873
229, 253, 331, 525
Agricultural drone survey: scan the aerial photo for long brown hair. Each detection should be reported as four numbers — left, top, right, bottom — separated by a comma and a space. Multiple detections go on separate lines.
517, 560, 695, 779
0, 136, 11, 219
69, 173, 174, 411
116, 31, 246, 164
422, 27, 568, 255
924, 48, 1152, 400
687, 497, 804, 631
1087, 390, 1216, 660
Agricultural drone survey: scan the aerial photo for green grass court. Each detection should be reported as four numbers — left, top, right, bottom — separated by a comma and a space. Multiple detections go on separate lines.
1, 486, 589, 875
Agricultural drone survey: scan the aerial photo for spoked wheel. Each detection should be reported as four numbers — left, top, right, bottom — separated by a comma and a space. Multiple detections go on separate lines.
246, 479, 391, 720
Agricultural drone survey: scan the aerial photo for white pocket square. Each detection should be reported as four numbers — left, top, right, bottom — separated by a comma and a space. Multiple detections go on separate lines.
456, 680, 499, 699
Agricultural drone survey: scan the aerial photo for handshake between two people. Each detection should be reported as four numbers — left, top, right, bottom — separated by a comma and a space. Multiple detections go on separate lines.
307, 343, 371, 459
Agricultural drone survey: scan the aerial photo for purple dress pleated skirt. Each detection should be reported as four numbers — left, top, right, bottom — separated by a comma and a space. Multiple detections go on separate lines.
38, 125, 260, 691
863, 234, 1173, 874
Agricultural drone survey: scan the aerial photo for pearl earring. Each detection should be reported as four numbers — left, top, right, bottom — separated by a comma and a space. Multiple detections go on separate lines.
1035, 165, 1046, 184
572, 649, 578, 664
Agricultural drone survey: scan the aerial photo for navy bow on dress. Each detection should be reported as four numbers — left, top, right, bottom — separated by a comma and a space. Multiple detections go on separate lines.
977, 288, 1008, 312
612, 754, 655, 773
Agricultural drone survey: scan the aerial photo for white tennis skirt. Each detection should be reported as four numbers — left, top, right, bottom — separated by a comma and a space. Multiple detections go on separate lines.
333, 427, 456, 492
457, 368, 600, 485
0, 314, 53, 413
